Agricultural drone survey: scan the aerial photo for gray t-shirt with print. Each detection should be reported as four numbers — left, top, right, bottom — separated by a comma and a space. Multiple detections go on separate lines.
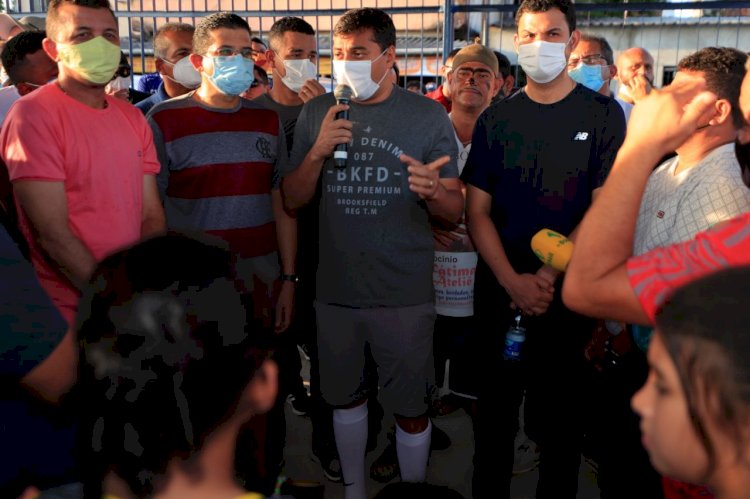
288, 86, 458, 307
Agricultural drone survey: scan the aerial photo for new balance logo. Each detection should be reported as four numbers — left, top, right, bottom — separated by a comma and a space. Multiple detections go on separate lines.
573, 132, 589, 141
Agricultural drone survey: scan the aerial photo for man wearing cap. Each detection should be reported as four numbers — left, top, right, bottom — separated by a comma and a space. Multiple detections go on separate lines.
432, 43, 500, 412
461, 1, 625, 496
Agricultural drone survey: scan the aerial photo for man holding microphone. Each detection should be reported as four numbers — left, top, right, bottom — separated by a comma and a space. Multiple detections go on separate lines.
282, 8, 461, 499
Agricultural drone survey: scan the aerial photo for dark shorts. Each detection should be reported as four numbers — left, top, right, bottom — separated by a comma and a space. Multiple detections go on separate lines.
315, 301, 436, 417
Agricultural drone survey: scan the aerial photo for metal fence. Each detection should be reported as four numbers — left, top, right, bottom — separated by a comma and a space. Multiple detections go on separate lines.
6, 0, 750, 91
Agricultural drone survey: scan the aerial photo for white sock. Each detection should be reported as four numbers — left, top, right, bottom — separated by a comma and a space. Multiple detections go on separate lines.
333, 404, 368, 499
395, 419, 432, 482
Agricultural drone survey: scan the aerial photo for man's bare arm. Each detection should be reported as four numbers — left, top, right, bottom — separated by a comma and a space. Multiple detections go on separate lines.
282, 104, 351, 211
563, 82, 718, 323
272, 189, 297, 333
466, 185, 553, 316
20, 328, 77, 404
14, 180, 96, 287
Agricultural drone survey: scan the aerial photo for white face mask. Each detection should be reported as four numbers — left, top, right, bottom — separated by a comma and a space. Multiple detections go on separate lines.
518, 39, 569, 84
280, 58, 317, 93
332, 48, 388, 101
106, 76, 130, 93
163, 56, 202, 89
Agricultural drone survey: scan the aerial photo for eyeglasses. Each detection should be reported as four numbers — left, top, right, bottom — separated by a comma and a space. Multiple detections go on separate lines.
249, 81, 261, 88
210, 47, 255, 59
567, 54, 605, 69
454, 67, 493, 82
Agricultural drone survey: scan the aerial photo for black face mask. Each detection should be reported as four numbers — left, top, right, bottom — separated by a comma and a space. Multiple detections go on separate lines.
736, 138, 750, 189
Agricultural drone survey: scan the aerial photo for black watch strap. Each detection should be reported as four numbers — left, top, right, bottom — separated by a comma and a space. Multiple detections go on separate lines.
280, 273, 300, 283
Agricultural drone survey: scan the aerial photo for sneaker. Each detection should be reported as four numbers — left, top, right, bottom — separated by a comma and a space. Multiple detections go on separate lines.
286, 393, 310, 417
512, 437, 541, 475
311, 451, 342, 482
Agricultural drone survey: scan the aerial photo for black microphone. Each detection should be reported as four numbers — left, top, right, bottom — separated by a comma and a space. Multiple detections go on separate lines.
333, 84, 353, 169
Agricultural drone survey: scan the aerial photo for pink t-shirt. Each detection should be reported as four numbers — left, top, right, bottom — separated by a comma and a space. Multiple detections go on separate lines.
1, 83, 160, 323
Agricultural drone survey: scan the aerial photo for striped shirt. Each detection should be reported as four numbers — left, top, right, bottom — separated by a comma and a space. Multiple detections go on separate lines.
148, 94, 287, 261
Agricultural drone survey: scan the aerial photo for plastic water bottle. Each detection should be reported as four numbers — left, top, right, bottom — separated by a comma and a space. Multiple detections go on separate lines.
503, 314, 525, 361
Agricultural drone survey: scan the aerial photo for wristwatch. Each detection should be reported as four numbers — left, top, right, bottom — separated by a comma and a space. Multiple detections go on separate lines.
280, 274, 300, 284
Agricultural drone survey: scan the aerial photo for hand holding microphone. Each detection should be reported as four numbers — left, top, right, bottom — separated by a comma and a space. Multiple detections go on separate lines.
333, 84, 353, 168
309, 85, 352, 164
502, 228, 572, 317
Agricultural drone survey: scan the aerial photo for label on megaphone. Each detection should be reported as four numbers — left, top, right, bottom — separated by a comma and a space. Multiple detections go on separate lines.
531, 229, 574, 272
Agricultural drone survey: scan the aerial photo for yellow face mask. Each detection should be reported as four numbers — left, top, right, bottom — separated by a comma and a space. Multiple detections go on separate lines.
57, 36, 121, 85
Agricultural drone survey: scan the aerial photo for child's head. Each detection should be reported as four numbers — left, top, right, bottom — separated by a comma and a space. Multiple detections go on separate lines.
75, 233, 275, 497
632, 266, 750, 488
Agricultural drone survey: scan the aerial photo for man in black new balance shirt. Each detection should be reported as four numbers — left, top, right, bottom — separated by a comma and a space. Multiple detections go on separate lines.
461, 1, 625, 497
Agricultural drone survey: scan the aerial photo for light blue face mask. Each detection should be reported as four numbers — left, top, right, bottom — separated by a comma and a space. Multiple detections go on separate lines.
206, 55, 255, 96
568, 63, 606, 92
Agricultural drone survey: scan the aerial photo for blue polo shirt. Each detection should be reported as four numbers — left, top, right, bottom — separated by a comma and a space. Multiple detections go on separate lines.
136, 81, 170, 116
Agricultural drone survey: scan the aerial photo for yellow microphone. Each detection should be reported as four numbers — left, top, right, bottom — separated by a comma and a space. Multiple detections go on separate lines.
531, 229, 574, 272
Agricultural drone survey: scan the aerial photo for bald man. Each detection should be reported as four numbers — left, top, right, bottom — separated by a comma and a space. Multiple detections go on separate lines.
615, 47, 655, 104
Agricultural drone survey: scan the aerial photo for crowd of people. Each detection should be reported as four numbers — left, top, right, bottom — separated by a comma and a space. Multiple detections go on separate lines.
2, 0, 750, 499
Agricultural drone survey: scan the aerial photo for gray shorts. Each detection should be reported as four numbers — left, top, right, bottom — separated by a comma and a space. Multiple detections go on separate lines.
315, 301, 436, 417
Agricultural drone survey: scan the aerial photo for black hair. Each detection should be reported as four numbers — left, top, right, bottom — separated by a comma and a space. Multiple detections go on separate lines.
656, 266, 750, 481
1, 30, 45, 83
46, 0, 116, 41
251, 36, 267, 48
254, 64, 269, 85
114, 51, 131, 79
334, 8, 396, 52
678, 47, 748, 129
268, 16, 314, 52
75, 233, 269, 498
515, 0, 576, 34
446, 47, 461, 62
193, 12, 252, 56
153, 22, 195, 60
736, 139, 750, 189
494, 50, 511, 79
580, 32, 614, 65
405, 81, 422, 93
